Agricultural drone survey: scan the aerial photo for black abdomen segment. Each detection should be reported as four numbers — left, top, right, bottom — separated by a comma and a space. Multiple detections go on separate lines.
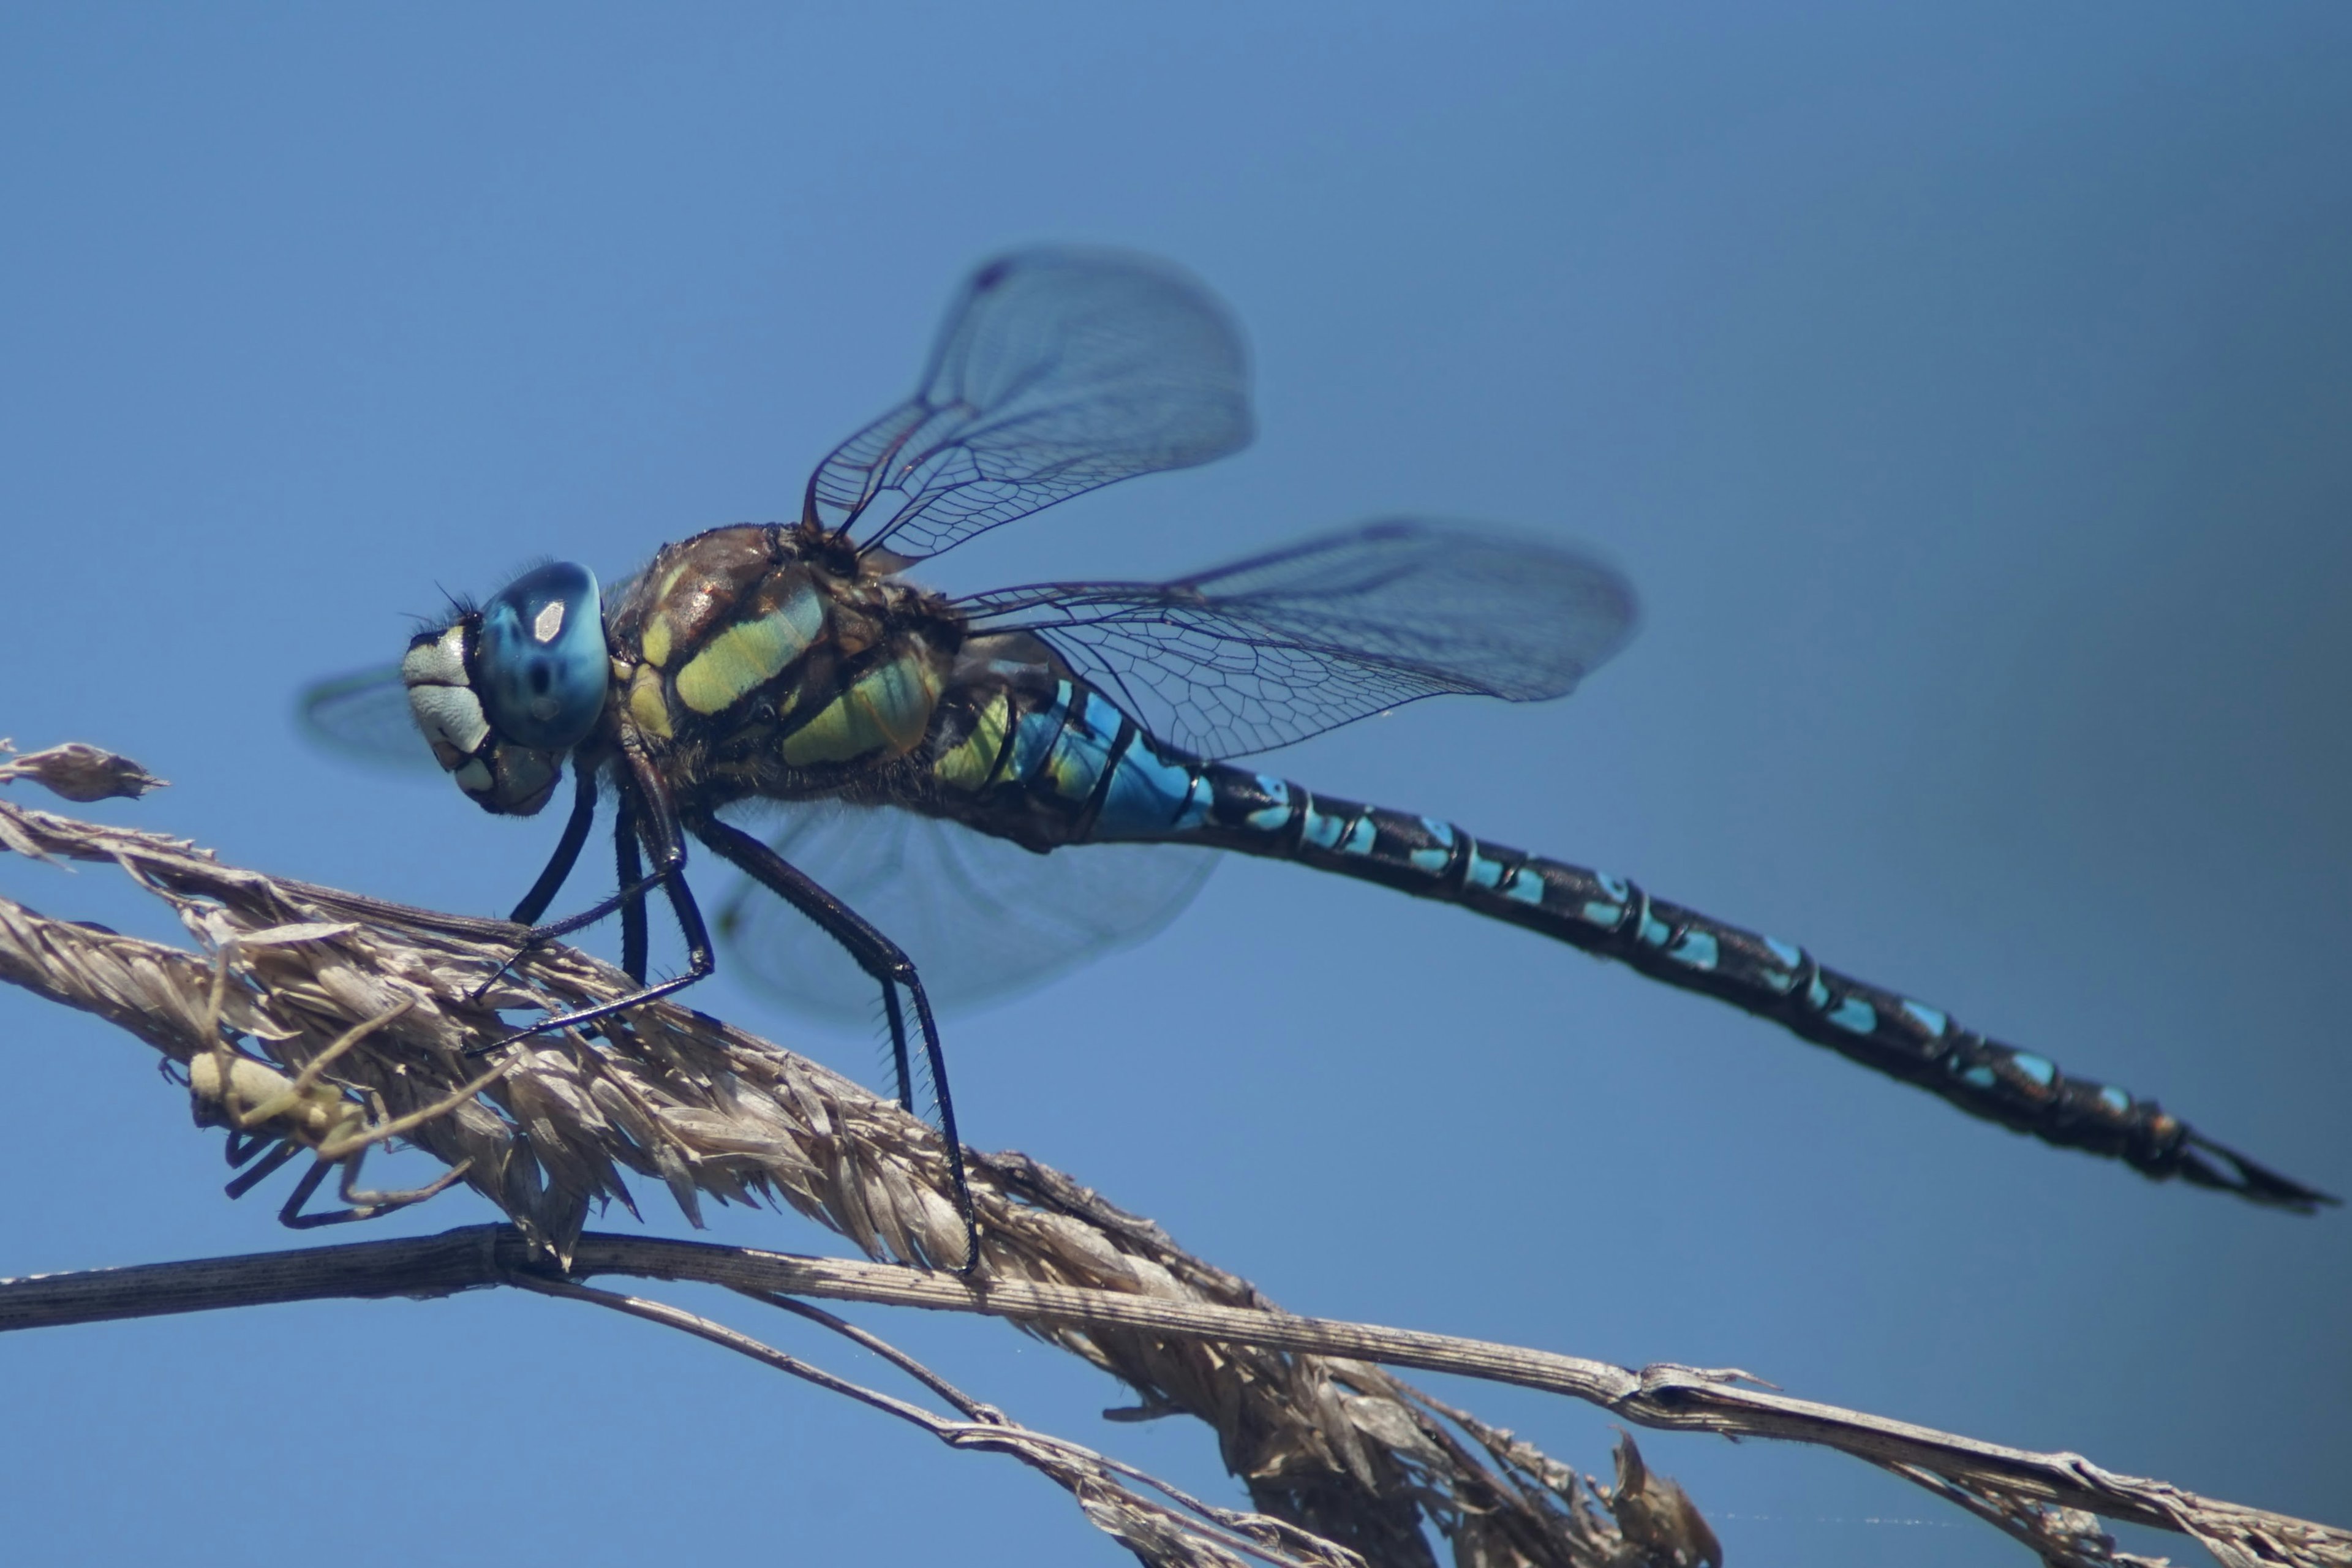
1180, 767, 2334, 1212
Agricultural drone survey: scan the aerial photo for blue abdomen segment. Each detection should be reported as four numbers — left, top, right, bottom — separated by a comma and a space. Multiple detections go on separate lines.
1150, 763, 2330, 1212
1052, 689, 1212, 838
938, 685, 2324, 1210
1093, 743, 1213, 838
953, 679, 1213, 842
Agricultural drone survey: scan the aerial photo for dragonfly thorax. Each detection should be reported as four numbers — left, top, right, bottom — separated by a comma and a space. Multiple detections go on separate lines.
402, 560, 608, 816
605, 525, 970, 809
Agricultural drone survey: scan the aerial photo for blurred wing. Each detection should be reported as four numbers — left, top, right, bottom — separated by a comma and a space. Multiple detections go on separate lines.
806, 247, 1252, 563
297, 665, 437, 774
957, 519, 1639, 760
714, 804, 1214, 1024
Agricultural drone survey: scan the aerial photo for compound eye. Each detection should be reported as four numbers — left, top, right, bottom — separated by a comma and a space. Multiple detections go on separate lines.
476, 561, 608, 749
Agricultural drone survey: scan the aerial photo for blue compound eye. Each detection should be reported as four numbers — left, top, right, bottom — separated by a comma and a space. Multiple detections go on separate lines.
475, 561, 608, 750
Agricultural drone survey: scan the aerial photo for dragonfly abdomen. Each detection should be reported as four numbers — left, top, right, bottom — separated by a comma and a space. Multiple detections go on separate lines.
932, 680, 2171, 1182
1166, 768, 2332, 1211
926, 676, 1213, 846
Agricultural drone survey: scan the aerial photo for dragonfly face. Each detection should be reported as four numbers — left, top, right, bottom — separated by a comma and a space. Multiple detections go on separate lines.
401, 560, 608, 816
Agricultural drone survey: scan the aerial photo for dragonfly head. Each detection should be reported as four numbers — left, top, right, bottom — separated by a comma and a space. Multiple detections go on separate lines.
401, 561, 608, 816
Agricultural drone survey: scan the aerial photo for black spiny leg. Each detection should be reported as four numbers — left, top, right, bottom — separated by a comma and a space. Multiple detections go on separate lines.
881, 985, 915, 1115
510, 767, 600, 925
473, 769, 602, 1002
469, 754, 714, 1053
615, 791, 649, 984
694, 812, 978, 1275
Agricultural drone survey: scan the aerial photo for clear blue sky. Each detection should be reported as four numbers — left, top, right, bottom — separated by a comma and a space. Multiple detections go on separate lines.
3, 6, 2347, 1562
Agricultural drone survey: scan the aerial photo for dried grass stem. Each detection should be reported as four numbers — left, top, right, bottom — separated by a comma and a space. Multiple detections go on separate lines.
1, 744, 2342, 1568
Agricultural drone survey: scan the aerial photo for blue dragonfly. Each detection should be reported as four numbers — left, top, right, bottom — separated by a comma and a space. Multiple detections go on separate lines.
301, 247, 2334, 1261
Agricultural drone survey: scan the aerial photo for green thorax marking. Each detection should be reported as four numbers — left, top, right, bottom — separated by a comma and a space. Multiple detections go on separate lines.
614, 524, 968, 775
778, 647, 945, 766
674, 579, 826, 715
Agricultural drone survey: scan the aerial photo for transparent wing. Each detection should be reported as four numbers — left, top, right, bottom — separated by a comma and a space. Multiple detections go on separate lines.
714, 804, 1213, 1025
296, 665, 438, 774
957, 519, 1639, 760
806, 247, 1253, 563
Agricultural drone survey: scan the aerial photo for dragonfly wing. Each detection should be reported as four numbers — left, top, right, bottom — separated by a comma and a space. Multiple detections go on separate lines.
807, 247, 1253, 564
714, 804, 1215, 1023
958, 519, 1639, 759
296, 665, 439, 775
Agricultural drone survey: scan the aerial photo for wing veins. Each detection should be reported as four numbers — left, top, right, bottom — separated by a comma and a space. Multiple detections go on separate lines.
959, 520, 1638, 760
800, 247, 1251, 564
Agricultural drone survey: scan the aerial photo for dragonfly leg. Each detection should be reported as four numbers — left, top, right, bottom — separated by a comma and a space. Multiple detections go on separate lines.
508, 860, 680, 944
469, 769, 614, 1002
469, 761, 715, 1053
467, 864, 713, 1052
693, 812, 978, 1276
880, 985, 914, 1115
469, 858, 676, 1005
507, 767, 599, 925
614, 790, 648, 984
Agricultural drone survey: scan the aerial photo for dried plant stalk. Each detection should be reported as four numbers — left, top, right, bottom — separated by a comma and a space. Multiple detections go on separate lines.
1, 743, 2343, 1568
521, 1272, 1374, 1568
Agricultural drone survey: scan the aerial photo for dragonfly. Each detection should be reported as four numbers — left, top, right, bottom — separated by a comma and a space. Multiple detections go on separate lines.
300, 246, 2334, 1265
